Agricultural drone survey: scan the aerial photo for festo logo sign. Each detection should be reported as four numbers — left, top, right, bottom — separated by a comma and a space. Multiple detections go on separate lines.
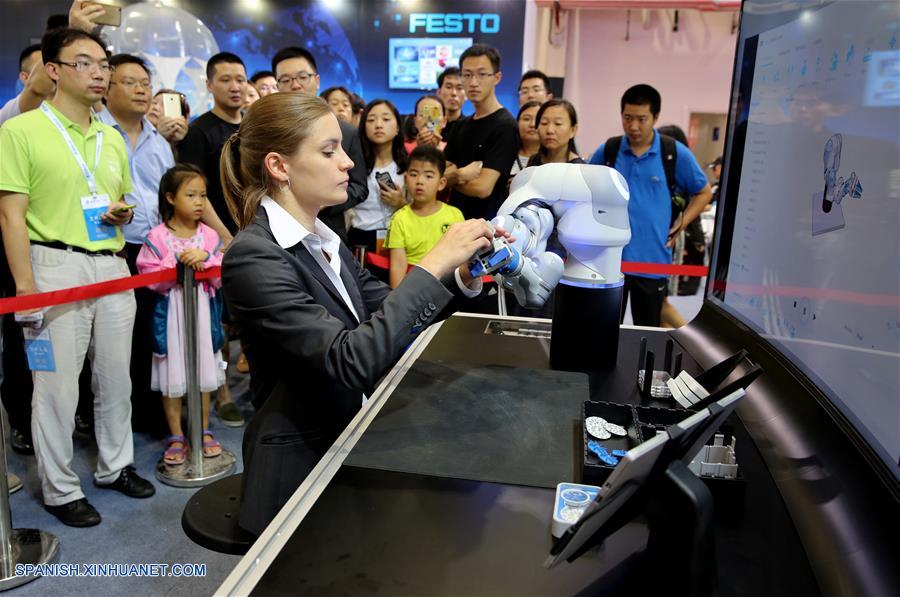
409, 13, 501, 34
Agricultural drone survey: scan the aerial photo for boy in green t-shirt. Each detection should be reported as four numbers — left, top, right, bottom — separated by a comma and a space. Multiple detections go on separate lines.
386, 145, 464, 287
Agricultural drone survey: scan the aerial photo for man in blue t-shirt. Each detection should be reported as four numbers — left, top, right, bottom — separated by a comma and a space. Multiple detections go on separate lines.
589, 84, 711, 327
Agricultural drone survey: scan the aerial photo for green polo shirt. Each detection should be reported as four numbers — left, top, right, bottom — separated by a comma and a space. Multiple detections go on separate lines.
0, 101, 132, 251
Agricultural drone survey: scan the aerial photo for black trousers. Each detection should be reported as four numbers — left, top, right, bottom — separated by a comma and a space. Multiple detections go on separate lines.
620, 275, 667, 327
125, 242, 167, 435
1, 311, 32, 435
346, 228, 391, 285
346, 227, 378, 253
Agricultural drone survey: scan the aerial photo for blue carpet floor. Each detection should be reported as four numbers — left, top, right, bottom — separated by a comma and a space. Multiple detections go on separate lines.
4, 345, 252, 597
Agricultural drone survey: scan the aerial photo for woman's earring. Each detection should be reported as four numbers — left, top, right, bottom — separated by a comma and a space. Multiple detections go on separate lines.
283, 177, 292, 191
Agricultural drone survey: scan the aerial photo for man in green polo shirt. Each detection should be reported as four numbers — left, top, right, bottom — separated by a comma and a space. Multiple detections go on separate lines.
0, 28, 155, 528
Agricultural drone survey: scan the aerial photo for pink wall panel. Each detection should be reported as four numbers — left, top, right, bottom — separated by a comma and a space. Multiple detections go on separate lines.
565, 9, 738, 157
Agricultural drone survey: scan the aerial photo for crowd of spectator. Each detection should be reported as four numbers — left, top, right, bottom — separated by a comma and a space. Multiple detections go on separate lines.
0, 1, 713, 528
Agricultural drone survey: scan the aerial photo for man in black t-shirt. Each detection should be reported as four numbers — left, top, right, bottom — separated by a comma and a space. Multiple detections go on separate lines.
179, 52, 246, 243
444, 44, 519, 221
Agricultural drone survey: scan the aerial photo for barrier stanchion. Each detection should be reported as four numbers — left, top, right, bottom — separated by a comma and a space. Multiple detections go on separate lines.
0, 404, 59, 591
156, 265, 235, 487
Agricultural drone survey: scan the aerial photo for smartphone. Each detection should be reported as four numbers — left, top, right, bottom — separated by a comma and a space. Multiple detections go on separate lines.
422, 104, 443, 137
375, 171, 397, 190
15, 311, 43, 328
111, 203, 136, 214
161, 93, 182, 118
82, 2, 122, 27
83, 2, 122, 27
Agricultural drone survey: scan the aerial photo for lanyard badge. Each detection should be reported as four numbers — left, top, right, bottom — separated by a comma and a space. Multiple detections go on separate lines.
40, 104, 115, 241
23, 327, 56, 372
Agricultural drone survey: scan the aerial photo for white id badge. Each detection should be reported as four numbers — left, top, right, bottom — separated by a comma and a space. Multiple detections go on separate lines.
23, 327, 56, 372
81, 193, 116, 242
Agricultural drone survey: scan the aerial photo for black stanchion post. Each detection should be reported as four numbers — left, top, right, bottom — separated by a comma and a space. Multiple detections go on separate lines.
156, 265, 235, 487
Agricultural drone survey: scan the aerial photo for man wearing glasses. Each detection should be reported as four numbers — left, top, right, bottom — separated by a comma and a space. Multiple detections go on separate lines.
443, 44, 519, 221
271, 46, 367, 246
0, 28, 156, 527
250, 71, 278, 98
517, 69, 553, 107
97, 54, 179, 431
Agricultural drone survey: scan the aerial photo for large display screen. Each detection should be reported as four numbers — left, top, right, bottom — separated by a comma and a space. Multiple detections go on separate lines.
710, 0, 899, 479
388, 38, 471, 90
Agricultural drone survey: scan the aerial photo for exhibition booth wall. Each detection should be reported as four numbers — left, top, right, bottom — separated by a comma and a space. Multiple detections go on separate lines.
552, 8, 738, 155
3, 1, 739, 162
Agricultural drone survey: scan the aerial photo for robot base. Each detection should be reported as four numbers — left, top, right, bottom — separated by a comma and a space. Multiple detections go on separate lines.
550, 282, 624, 372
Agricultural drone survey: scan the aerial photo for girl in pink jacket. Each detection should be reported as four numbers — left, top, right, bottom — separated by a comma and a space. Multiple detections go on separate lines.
137, 164, 225, 466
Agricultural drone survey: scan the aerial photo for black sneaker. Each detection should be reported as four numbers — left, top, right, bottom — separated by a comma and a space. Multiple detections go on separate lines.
95, 466, 155, 498
45, 498, 101, 527
10, 428, 34, 455
74, 413, 94, 437
216, 401, 245, 427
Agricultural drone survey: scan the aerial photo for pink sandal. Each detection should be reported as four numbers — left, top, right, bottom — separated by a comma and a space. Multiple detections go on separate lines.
202, 430, 222, 458
164, 435, 187, 465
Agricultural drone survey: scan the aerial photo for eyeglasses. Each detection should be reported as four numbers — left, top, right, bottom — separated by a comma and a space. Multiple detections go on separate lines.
256, 84, 277, 93
460, 71, 496, 82
53, 59, 111, 74
277, 71, 316, 86
518, 85, 546, 96
110, 78, 151, 90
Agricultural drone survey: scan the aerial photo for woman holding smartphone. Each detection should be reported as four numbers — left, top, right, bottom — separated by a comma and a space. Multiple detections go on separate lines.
219, 92, 505, 535
345, 99, 408, 253
148, 89, 189, 151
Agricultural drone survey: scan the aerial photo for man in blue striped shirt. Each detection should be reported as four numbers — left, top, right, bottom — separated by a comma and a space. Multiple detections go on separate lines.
98, 54, 177, 432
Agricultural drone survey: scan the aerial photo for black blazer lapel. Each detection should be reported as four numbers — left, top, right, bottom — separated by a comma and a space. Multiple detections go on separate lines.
338, 250, 367, 320
287, 243, 361, 324
252, 206, 362, 324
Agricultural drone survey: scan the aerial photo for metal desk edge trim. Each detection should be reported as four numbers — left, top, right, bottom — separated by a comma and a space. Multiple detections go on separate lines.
215, 320, 445, 596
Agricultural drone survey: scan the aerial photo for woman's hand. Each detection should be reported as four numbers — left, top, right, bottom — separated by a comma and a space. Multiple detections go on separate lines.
378, 182, 406, 209
417, 219, 496, 280
157, 116, 188, 143
178, 248, 209, 271
415, 127, 442, 147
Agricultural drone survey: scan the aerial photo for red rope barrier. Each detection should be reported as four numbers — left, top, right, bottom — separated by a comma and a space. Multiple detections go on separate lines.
621, 261, 708, 277
0, 254, 711, 316
0, 267, 221, 315
364, 252, 708, 278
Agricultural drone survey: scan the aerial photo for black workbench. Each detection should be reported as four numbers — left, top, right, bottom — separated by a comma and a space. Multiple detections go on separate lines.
238, 315, 818, 596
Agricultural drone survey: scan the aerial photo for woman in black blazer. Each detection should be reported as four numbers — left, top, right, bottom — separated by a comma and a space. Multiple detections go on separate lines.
219, 92, 504, 535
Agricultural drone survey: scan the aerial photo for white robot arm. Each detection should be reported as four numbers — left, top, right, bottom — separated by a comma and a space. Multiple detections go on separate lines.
471, 163, 631, 309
